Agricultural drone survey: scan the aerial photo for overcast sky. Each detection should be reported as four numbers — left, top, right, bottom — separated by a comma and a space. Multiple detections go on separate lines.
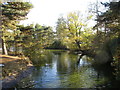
20, 0, 110, 28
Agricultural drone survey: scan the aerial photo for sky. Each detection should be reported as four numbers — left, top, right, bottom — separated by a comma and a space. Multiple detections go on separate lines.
20, 0, 110, 28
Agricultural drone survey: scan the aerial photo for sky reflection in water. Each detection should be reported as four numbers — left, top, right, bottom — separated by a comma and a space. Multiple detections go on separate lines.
16, 50, 116, 88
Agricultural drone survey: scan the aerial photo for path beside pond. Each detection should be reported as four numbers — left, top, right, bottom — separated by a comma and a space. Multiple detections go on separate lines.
0, 54, 21, 64
0, 54, 34, 88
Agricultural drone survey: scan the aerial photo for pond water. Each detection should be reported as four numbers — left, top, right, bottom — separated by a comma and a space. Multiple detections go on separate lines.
16, 50, 119, 88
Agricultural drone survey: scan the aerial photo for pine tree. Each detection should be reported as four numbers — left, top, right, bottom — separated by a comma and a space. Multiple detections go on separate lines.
1, 2, 33, 55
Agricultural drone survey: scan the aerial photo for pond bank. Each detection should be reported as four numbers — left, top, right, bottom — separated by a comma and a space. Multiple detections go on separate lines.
1, 55, 34, 88
2, 66, 34, 88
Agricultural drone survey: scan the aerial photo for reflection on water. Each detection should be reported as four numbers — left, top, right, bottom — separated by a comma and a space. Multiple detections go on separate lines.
16, 50, 119, 88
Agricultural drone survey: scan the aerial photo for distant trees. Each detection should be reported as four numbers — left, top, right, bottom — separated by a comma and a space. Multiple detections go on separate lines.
18, 24, 54, 49
56, 16, 66, 43
19, 24, 55, 57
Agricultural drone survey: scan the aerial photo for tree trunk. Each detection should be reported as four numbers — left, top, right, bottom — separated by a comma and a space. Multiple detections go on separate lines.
77, 54, 84, 65
2, 39, 8, 55
14, 41, 18, 55
75, 40, 81, 49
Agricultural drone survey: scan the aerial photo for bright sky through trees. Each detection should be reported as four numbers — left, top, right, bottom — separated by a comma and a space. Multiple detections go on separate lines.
20, 0, 110, 28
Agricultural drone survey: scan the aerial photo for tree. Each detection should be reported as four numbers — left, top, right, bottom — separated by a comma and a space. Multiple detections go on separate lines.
17, 24, 55, 57
1, 2, 33, 55
56, 11, 93, 50
33, 24, 54, 48
56, 16, 67, 41
17, 24, 54, 50
66, 12, 85, 49
96, 1, 120, 37
92, 1, 120, 64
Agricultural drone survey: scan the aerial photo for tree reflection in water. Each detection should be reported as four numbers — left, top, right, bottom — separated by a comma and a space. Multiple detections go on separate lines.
16, 50, 120, 88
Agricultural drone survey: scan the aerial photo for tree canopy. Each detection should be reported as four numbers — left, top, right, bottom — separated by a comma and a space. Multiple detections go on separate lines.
56, 11, 94, 50
1, 2, 33, 55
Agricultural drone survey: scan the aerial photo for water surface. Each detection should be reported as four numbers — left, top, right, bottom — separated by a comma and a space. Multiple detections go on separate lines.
16, 50, 119, 88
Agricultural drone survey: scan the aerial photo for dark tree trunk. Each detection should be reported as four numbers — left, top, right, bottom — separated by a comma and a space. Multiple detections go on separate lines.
75, 40, 81, 49
77, 54, 84, 65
